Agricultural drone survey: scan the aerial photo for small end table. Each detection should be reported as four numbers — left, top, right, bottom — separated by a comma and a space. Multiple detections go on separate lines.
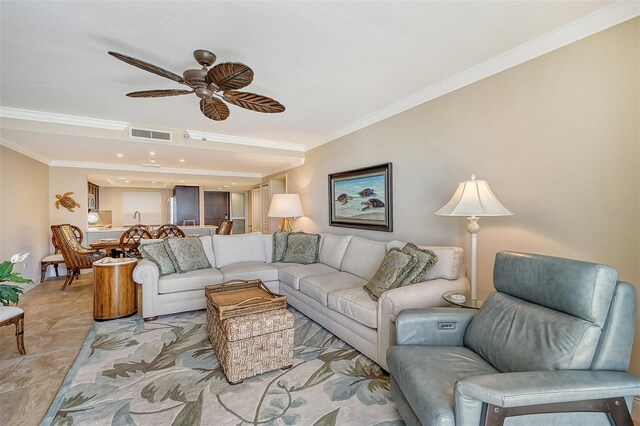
93, 257, 138, 321
443, 291, 483, 310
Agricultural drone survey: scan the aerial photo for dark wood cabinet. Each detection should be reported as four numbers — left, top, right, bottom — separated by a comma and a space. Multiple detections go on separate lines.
204, 191, 230, 227
88, 182, 99, 211
173, 186, 200, 226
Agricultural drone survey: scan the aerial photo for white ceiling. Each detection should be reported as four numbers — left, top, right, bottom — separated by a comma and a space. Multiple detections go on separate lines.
0, 1, 636, 188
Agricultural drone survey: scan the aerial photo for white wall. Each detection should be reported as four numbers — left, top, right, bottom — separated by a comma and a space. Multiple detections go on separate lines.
283, 19, 640, 374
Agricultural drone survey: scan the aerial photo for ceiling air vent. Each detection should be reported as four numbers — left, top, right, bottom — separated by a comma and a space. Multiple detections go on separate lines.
130, 128, 171, 141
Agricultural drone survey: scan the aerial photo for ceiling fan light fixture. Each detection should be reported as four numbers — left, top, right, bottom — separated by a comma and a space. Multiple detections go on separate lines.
195, 87, 214, 100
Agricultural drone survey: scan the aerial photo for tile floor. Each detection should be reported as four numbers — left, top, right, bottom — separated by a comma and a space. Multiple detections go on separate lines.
0, 273, 95, 426
1, 273, 639, 426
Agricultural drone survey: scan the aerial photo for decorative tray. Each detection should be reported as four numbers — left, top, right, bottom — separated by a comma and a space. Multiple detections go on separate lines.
205, 280, 287, 321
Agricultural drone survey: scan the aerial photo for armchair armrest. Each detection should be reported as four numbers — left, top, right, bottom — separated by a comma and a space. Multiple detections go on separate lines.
456, 370, 640, 407
396, 308, 476, 346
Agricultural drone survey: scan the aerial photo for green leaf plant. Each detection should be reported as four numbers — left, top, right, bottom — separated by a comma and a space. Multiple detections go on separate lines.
0, 253, 34, 306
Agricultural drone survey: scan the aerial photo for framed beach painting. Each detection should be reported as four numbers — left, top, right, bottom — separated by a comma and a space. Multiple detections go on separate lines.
328, 163, 393, 232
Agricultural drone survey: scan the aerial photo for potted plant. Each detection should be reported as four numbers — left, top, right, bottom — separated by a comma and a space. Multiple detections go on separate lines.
0, 253, 34, 306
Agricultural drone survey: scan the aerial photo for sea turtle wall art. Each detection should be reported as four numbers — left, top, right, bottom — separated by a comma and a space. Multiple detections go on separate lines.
55, 192, 81, 212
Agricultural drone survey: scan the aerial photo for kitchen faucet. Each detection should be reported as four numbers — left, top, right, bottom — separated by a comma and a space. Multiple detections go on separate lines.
133, 211, 141, 225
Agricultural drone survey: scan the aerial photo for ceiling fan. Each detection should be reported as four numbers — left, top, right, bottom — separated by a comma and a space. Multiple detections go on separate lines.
108, 49, 285, 121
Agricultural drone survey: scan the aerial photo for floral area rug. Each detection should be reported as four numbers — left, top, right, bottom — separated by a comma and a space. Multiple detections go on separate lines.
41, 308, 404, 426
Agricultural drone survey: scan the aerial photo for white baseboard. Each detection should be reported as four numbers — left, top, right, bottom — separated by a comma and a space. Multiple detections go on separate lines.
632, 396, 640, 421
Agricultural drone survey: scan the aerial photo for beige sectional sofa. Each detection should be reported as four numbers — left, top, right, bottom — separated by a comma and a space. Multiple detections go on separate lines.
133, 232, 469, 370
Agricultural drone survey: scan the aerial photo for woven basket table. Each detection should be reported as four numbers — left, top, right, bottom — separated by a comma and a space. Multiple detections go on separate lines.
205, 280, 294, 384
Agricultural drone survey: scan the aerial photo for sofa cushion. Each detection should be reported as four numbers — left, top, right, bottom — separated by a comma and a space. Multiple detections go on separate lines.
340, 236, 387, 281
278, 263, 339, 290
158, 268, 224, 294
319, 234, 353, 269
213, 233, 266, 268
299, 272, 367, 307
219, 262, 279, 282
139, 241, 176, 276
387, 345, 498, 426
398, 243, 438, 286
263, 234, 273, 264
282, 232, 321, 264
386, 240, 463, 280
164, 236, 211, 273
328, 287, 378, 329
364, 249, 417, 301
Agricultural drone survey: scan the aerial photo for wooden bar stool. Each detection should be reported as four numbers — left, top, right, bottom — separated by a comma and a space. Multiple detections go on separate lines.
0, 306, 26, 355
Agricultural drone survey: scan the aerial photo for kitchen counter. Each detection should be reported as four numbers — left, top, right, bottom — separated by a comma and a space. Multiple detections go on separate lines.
87, 226, 218, 244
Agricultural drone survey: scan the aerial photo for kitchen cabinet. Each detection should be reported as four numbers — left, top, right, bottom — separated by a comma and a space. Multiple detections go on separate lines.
172, 186, 200, 226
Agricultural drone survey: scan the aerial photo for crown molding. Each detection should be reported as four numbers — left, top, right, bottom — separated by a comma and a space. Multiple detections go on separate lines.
311, 0, 640, 150
0, 138, 52, 165
186, 130, 305, 152
49, 160, 262, 178
261, 158, 306, 178
0, 107, 129, 131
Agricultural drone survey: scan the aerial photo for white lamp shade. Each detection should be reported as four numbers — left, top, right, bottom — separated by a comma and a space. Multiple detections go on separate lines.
268, 194, 304, 218
435, 176, 512, 217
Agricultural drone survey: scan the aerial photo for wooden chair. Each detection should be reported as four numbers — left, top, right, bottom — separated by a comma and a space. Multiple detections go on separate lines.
51, 224, 104, 291
41, 225, 82, 282
218, 220, 233, 235
155, 224, 186, 239
119, 225, 153, 258
0, 307, 25, 355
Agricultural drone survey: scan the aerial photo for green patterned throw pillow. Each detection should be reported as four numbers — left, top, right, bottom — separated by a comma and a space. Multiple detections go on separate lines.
396, 243, 439, 287
272, 231, 301, 262
164, 236, 211, 273
281, 232, 321, 264
364, 249, 418, 301
139, 241, 176, 276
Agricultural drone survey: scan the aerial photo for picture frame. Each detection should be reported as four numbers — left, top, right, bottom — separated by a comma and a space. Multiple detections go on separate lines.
328, 163, 393, 232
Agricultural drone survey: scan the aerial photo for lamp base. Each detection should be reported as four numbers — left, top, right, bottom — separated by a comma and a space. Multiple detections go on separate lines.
281, 217, 293, 232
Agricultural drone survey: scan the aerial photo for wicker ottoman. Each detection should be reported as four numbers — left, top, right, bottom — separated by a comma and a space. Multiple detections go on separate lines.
206, 281, 294, 384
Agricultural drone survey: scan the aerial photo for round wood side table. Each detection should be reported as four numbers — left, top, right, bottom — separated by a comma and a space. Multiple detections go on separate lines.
93, 257, 138, 321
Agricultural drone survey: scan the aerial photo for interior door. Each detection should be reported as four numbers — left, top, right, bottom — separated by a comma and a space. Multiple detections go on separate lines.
261, 184, 271, 234
251, 186, 262, 233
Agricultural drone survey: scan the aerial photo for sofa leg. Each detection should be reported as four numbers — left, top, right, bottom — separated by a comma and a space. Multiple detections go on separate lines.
483, 398, 633, 426
143, 316, 158, 322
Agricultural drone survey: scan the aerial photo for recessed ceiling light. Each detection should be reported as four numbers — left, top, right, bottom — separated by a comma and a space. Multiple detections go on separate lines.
179, 179, 184, 183
149, 159, 156, 163
117, 153, 123, 158
223, 185, 229, 188
231, 183, 237, 185
151, 181, 157, 184
150, 152, 155, 155
180, 159, 185, 162
125, 180, 130, 183
217, 187, 222, 190
118, 177, 126, 180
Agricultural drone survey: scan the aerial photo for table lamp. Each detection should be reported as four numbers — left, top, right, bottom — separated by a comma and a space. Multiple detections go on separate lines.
435, 175, 512, 300
268, 194, 304, 232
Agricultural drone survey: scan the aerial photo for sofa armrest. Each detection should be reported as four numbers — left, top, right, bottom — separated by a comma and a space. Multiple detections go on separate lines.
376, 276, 469, 370
456, 370, 640, 407
133, 259, 160, 319
395, 308, 476, 346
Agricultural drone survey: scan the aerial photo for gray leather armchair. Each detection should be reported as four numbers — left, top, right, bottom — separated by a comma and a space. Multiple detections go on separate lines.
388, 251, 640, 425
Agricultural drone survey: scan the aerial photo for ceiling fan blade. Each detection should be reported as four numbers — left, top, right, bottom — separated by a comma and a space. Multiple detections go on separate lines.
222, 91, 285, 113
206, 62, 254, 90
126, 89, 194, 98
200, 98, 230, 121
108, 51, 186, 84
